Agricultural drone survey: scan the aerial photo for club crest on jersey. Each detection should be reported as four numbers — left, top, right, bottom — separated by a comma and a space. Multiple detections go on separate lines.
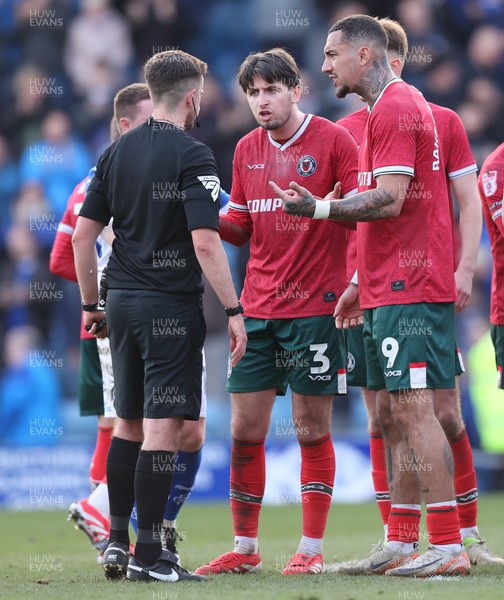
296, 155, 317, 177
482, 170, 498, 197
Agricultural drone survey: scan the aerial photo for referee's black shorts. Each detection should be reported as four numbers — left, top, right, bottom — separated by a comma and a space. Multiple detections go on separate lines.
107, 289, 206, 420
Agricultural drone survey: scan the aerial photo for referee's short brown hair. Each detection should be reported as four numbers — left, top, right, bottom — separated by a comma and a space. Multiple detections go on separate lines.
144, 50, 208, 107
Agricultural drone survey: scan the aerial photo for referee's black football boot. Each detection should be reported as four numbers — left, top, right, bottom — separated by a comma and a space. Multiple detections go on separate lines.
126, 549, 208, 583
102, 541, 130, 579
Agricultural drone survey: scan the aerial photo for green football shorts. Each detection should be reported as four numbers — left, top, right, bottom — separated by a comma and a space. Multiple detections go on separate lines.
227, 316, 347, 396
363, 302, 456, 392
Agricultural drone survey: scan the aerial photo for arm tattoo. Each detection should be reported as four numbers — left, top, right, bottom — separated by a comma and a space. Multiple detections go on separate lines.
328, 187, 395, 221
285, 192, 315, 217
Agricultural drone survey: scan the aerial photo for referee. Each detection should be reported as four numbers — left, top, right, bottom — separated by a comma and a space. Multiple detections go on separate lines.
73, 50, 246, 584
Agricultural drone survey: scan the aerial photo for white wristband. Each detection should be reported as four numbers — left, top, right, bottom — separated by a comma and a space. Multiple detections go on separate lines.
312, 199, 331, 220
350, 270, 358, 285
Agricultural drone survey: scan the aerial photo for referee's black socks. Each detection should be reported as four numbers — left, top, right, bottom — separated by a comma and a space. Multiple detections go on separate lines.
134, 449, 175, 566
107, 436, 142, 545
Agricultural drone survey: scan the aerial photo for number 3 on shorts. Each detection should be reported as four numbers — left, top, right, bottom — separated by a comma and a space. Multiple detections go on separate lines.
310, 343, 330, 374
381, 337, 399, 368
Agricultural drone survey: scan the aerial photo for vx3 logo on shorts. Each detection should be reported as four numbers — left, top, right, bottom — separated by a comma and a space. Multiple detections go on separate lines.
308, 375, 332, 381
384, 370, 402, 377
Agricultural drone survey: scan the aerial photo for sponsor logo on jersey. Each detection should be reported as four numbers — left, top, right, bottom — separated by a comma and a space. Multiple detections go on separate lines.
246, 164, 265, 170
483, 170, 498, 197
197, 175, 220, 201
358, 171, 372, 187
296, 155, 317, 177
247, 198, 283, 213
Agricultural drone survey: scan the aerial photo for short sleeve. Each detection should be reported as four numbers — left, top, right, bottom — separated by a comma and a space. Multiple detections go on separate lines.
445, 111, 477, 180
370, 103, 416, 179
180, 143, 220, 231
480, 167, 504, 232
79, 153, 112, 225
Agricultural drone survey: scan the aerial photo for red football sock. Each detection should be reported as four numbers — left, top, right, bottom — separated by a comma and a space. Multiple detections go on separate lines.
450, 429, 478, 529
388, 505, 421, 543
230, 438, 265, 538
426, 502, 461, 546
370, 431, 390, 526
300, 433, 335, 539
90, 426, 113, 485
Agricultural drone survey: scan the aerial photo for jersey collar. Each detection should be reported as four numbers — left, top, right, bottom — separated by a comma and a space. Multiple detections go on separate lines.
267, 114, 313, 151
370, 77, 402, 111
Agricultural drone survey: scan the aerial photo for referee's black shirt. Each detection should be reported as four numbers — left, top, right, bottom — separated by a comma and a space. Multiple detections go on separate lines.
80, 119, 220, 294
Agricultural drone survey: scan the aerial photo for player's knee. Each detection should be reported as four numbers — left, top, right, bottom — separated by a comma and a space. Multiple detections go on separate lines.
231, 414, 267, 441
375, 399, 393, 433
368, 412, 382, 433
435, 405, 463, 439
179, 423, 205, 452
434, 389, 463, 438
114, 417, 143, 441
389, 402, 414, 434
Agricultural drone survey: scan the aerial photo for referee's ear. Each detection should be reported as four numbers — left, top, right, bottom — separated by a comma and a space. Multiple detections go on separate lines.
186, 88, 197, 107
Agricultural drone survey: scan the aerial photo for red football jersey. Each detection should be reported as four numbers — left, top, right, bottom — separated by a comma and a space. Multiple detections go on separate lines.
340, 102, 477, 279
431, 103, 478, 268
337, 108, 367, 284
337, 107, 368, 148
224, 114, 359, 318
357, 80, 456, 308
49, 177, 94, 340
479, 143, 504, 325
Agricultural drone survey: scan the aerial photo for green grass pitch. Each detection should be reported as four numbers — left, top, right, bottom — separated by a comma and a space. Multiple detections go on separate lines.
1, 494, 503, 600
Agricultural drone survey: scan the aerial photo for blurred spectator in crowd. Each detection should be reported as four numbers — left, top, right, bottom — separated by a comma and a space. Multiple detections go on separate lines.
190, 0, 258, 93
0, 135, 19, 243
467, 24, 504, 88
397, 0, 450, 89
0, 64, 55, 157
0, 1, 23, 112
122, 0, 192, 65
19, 110, 91, 220
0, 222, 56, 342
0, 325, 61, 446
422, 57, 466, 109
14, 0, 74, 77
444, 0, 504, 42
11, 182, 56, 251
64, 0, 133, 126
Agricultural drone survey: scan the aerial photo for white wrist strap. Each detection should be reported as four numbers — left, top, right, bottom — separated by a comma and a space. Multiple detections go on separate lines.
312, 199, 331, 220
